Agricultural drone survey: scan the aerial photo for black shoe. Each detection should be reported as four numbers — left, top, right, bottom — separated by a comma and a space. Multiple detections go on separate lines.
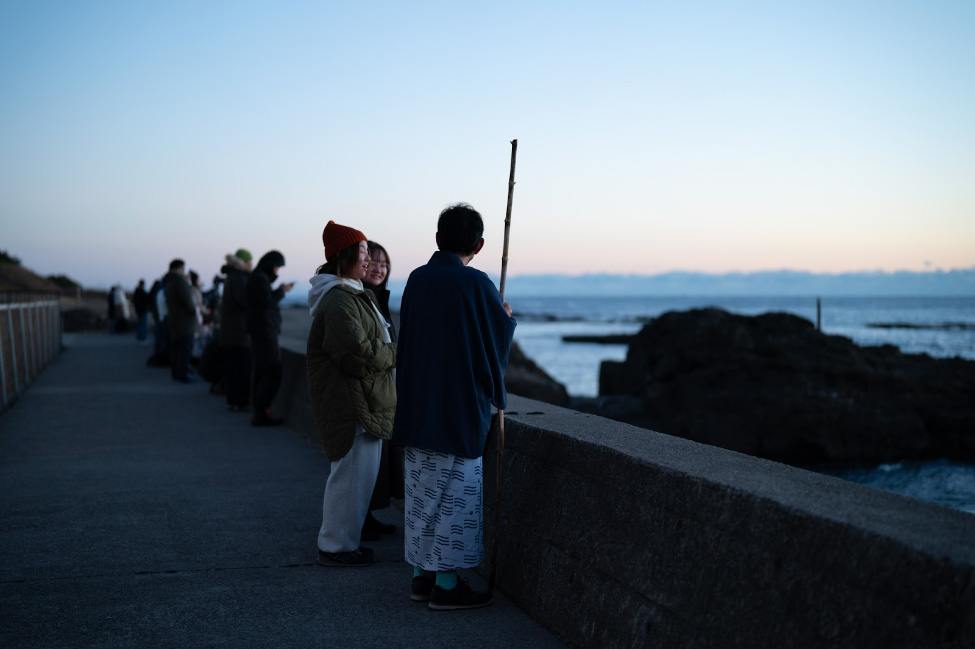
357, 546, 374, 556
362, 512, 396, 541
428, 577, 493, 611
316, 549, 373, 567
411, 575, 435, 602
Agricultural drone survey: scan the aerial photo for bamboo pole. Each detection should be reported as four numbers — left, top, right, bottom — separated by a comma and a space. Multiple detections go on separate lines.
489, 139, 517, 592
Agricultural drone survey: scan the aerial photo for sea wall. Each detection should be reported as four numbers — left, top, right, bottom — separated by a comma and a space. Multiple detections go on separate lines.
276, 345, 975, 649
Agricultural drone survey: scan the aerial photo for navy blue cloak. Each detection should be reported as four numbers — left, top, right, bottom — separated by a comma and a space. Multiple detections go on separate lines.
391, 251, 517, 458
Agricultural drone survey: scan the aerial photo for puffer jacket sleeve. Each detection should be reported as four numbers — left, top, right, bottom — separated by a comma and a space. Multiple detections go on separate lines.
320, 291, 396, 378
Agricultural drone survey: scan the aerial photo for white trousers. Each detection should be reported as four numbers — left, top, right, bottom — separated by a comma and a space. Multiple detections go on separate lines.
317, 426, 382, 553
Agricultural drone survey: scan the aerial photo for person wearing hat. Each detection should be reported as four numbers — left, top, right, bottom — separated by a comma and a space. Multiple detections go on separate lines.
246, 249, 294, 426
306, 220, 396, 567
219, 248, 254, 411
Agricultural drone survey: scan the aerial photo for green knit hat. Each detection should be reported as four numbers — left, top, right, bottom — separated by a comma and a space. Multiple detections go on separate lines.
234, 248, 253, 262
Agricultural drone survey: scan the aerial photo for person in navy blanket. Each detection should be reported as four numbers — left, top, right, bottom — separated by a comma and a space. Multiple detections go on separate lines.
391, 202, 516, 611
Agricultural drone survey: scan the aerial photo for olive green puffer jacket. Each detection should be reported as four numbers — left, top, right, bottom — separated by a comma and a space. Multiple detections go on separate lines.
306, 284, 396, 461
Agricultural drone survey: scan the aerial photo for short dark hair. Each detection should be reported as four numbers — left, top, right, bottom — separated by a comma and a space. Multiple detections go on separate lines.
437, 203, 483, 256
169, 259, 185, 271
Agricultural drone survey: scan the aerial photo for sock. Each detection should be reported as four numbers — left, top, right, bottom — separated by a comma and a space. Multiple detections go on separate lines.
436, 572, 458, 590
413, 566, 434, 579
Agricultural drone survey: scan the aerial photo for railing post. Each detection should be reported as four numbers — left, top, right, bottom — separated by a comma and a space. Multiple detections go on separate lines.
28, 304, 38, 380
7, 308, 19, 396
0, 307, 8, 410
19, 307, 32, 383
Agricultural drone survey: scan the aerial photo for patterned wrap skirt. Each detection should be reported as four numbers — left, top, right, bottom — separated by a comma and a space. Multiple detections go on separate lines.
403, 446, 484, 571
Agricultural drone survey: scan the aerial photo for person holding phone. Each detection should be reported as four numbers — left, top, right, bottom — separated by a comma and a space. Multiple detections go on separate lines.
246, 250, 294, 426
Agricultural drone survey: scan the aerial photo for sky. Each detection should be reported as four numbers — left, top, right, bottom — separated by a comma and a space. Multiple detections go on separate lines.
1, 0, 973, 290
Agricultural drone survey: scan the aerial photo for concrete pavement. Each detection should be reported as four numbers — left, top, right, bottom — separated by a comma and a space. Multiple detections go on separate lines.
0, 333, 564, 648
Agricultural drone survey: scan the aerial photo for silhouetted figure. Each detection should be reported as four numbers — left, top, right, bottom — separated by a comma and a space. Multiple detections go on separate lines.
133, 279, 150, 343
220, 249, 253, 411
246, 250, 293, 425
164, 259, 197, 383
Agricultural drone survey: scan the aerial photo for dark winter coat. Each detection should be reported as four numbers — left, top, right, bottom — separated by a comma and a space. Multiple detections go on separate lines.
219, 255, 251, 347
306, 277, 397, 461
245, 251, 286, 337
133, 286, 150, 316
164, 271, 197, 340
391, 251, 516, 458
365, 285, 397, 342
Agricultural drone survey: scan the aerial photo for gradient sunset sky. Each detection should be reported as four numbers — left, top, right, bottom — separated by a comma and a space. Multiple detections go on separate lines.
2, 1, 973, 289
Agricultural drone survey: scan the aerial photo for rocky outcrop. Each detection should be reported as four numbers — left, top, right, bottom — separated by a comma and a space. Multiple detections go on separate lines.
571, 308, 975, 464
506, 341, 570, 406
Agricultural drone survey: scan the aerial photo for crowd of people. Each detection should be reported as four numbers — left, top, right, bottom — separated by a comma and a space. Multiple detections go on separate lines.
132, 250, 293, 427
124, 203, 516, 611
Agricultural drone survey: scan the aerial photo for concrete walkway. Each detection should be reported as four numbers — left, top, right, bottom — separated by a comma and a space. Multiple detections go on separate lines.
0, 334, 563, 648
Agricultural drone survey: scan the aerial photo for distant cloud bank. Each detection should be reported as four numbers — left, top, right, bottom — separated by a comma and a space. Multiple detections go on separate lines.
282, 267, 975, 308
490, 268, 975, 297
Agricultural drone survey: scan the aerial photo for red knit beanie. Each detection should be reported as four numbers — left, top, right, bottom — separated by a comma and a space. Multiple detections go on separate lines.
322, 220, 367, 261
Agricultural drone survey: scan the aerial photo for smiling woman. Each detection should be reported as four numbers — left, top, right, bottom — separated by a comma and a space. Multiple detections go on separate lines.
306, 220, 397, 567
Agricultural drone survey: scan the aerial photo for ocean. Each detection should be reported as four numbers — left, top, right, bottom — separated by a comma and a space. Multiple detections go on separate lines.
507, 295, 975, 515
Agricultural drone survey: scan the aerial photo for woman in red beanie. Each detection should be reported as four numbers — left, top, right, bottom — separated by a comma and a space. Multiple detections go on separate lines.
305, 221, 397, 567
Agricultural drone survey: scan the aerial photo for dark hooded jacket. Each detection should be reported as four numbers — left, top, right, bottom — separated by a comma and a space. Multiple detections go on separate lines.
220, 254, 251, 347
246, 250, 286, 337
164, 270, 197, 339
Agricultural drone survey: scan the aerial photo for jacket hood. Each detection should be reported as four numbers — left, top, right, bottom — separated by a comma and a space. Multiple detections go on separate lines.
223, 254, 251, 273
307, 273, 364, 316
255, 250, 285, 281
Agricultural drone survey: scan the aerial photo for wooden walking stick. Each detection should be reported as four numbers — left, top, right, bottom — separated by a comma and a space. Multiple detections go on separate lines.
489, 139, 517, 592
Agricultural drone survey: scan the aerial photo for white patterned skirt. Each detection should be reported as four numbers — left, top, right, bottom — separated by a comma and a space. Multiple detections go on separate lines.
403, 446, 484, 571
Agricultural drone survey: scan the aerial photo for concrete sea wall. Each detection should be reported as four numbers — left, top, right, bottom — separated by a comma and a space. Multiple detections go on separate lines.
277, 345, 975, 648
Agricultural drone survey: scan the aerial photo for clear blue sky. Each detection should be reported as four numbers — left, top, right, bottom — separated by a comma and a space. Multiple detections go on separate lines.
2, 0, 973, 289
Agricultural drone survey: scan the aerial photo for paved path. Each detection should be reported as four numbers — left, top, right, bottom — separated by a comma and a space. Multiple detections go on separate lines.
0, 334, 563, 648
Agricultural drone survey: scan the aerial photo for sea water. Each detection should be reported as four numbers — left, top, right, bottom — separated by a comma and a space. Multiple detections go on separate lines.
506, 295, 975, 514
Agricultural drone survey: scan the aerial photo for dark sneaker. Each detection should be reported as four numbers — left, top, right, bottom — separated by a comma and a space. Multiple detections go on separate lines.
428, 577, 493, 611
411, 575, 435, 602
357, 546, 374, 556
316, 550, 373, 567
361, 512, 397, 541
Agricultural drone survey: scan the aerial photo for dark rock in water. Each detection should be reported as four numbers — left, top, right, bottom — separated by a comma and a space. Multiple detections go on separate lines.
506, 341, 570, 407
62, 308, 105, 332
573, 308, 975, 464
562, 333, 636, 344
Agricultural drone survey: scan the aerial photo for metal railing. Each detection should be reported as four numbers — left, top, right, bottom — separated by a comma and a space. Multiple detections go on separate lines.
0, 292, 62, 411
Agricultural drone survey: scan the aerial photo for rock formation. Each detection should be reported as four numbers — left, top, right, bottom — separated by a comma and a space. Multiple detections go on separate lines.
571, 308, 975, 465
506, 341, 570, 406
